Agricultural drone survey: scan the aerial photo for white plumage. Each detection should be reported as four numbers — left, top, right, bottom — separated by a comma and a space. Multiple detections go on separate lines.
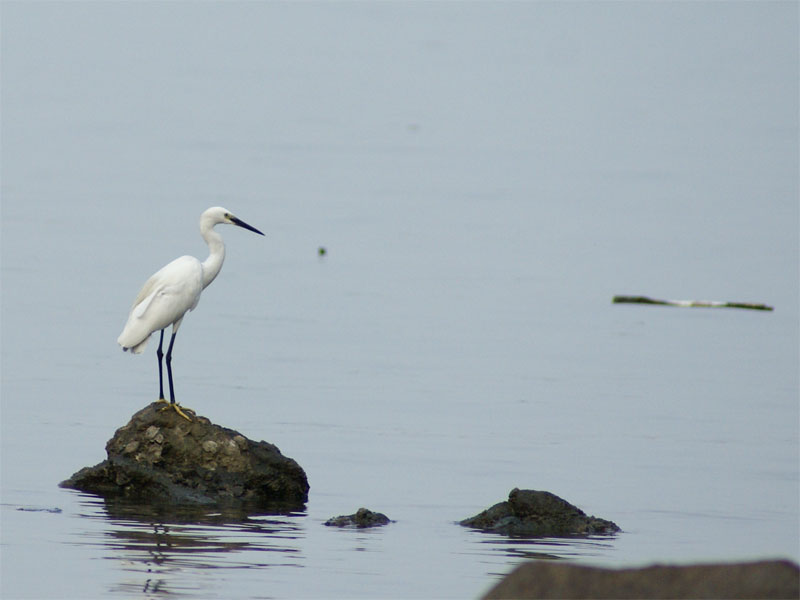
117, 206, 263, 416
118, 255, 203, 354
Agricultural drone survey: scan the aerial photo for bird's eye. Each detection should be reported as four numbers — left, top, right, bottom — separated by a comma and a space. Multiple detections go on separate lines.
224, 213, 231, 219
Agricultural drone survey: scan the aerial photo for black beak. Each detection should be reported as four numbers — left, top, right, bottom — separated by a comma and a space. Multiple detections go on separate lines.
231, 216, 264, 236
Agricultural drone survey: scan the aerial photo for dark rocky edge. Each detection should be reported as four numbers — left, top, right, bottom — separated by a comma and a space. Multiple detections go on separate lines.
460, 488, 619, 537
324, 507, 391, 528
60, 403, 309, 512
482, 559, 800, 599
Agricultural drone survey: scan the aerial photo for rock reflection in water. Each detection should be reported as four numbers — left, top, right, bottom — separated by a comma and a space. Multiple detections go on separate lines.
71, 493, 306, 597
468, 530, 619, 566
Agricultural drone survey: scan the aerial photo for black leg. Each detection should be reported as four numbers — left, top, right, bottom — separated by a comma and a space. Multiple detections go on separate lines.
165, 332, 177, 404
156, 330, 166, 401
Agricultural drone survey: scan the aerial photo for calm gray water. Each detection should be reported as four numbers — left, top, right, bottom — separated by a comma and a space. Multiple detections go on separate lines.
2, 2, 798, 599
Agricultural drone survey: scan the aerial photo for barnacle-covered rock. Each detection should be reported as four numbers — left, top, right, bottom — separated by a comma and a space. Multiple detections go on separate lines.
60, 402, 308, 512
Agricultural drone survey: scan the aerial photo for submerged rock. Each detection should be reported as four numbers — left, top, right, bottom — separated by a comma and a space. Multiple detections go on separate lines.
60, 402, 309, 511
482, 560, 800, 599
460, 488, 619, 537
324, 507, 391, 528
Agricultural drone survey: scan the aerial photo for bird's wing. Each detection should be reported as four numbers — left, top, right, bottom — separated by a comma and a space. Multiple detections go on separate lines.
131, 287, 161, 320
129, 257, 203, 326
118, 256, 203, 350
132, 280, 195, 325
130, 274, 159, 312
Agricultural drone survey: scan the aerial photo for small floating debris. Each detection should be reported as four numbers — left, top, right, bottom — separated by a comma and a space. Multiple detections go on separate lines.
318, 246, 327, 257
612, 295, 773, 311
15, 506, 62, 514
324, 507, 391, 528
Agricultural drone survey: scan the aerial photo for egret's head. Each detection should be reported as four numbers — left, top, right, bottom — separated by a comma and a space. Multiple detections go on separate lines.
201, 206, 264, 236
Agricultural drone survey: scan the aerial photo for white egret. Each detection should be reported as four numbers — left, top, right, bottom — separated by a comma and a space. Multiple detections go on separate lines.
117, 206, 264, 420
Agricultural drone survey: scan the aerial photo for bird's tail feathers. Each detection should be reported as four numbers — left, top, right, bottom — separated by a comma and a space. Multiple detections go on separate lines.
119, 334, 150, 354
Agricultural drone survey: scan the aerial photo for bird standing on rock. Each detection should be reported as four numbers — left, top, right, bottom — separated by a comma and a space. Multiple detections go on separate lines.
117, 207, 264, 420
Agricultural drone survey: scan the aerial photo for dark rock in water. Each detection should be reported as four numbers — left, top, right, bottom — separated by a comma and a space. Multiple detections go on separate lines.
324, 507, 391, 528
60, 403, 309, 511
482, 559, 800, 599
460, 488, 619, 537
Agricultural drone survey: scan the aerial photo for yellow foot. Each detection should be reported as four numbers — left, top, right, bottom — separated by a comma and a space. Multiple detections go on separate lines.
155, 398, 195, 422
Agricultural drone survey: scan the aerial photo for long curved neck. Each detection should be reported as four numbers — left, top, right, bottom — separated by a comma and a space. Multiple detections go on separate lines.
201, 226, 226, 289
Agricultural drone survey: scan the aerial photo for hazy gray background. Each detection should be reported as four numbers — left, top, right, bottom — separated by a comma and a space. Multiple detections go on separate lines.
2, 2, 798, 599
